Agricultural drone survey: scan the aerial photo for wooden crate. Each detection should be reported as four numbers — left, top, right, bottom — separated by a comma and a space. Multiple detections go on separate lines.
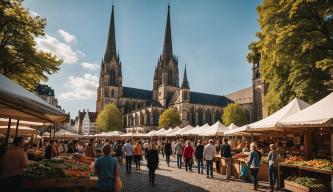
258, 163, 269, 182
284, 177, 327, 192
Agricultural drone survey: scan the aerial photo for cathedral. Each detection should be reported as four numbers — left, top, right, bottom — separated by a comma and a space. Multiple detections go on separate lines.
96, 5, 265, 133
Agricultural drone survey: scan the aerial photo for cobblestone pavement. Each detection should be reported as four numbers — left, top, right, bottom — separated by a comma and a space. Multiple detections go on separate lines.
119, 155, 278, 192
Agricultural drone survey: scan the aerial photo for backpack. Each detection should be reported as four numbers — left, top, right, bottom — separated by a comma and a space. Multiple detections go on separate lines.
116, 145, 122, 156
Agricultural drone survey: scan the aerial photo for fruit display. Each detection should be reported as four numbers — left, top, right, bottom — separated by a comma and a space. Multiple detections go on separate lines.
284, 156, 304, 164
284, 157, 333, 171
25, 163, 66, 179
302, 159, 333, 171
292, 177, 325, 188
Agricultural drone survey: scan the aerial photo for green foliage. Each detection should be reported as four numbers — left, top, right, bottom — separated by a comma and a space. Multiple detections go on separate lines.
222, 103, 248, 126
158, 108, 181, 129
96, 103, 123, 132
248, 0, 333, 113
0, 0, 62, 91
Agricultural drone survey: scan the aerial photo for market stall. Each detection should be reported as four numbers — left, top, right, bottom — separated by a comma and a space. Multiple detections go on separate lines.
23, 154, 96, 190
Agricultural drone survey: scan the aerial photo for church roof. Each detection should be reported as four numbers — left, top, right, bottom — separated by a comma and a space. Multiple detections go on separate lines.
225, 87, 253, 104
123, 87, 152, 101
190, 92, 232, 107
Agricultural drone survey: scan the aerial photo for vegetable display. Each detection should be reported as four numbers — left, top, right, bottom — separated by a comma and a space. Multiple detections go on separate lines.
292, 177, 325, 188
25, 163, 66, 179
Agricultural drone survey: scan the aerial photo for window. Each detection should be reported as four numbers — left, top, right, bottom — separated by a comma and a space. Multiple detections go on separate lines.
111, 89, 115, 98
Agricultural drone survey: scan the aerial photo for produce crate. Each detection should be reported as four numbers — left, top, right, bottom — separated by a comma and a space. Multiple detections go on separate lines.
284, 177, 327, 192
258, 163, 269, 182
221, 158, 227, 175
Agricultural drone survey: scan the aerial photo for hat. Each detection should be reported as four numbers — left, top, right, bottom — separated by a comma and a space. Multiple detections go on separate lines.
209, 139, 213, 143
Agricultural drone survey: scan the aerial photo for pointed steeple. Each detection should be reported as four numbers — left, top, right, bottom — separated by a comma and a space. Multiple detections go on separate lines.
162, 5, 173, 63
104, 5, 117, 62
181, 66, 189, 89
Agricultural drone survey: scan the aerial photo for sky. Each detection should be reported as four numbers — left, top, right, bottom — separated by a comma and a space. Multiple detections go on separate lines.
23, 0, 261, 118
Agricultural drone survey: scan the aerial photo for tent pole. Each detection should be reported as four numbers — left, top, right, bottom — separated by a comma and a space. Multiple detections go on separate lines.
15, 119, 20, 138
4, 118, 11, 147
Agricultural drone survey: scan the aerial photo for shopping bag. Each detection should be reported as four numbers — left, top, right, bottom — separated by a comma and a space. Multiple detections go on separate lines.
240, 163, 249, 178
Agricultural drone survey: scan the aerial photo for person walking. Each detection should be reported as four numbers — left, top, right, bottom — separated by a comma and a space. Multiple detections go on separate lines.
183, 140, 194, 171
203, 139, 216, 178
146, 143, 159, 185
220, 138, 232, 179
247, 142, 262, 190
1, 137, 28, 192
94, 144, 122, 192
195, 140, 204, 174
268, 144, 279, 192
174, 139, 184, 169
163, 140, 172, 167
84, 138, 97, 158
133, 141, 142, 170
123, 139, 133, 173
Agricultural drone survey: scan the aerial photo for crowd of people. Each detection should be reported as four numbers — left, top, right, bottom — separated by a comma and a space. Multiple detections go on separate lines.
0, 136, 280, 192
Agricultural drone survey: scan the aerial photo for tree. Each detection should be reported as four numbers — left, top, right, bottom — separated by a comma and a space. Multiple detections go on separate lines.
0, 0, 62, 91
96, 103, 123, 132
222, 103, 248, 126
158, 108, 181, 129
248, 0, 333, 113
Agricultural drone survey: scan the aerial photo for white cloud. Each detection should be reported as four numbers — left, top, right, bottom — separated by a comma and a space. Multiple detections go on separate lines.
36, 33, 83, 64
81, 62, 99, 71
60, 73, 99, 100
57, 29, 76, 44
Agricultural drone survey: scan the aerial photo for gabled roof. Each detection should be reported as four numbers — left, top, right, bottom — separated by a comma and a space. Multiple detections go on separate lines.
226, 87, 253, 104
123, 87, 152, 101
190, 92, 233, 107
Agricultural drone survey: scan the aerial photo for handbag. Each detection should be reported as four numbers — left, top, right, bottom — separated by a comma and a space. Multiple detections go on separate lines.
114, 176, 122, 192
240, 163, 249, 178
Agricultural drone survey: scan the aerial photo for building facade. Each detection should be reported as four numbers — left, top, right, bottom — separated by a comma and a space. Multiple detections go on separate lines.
96, 5, 236, 132
75, 109, 97, 134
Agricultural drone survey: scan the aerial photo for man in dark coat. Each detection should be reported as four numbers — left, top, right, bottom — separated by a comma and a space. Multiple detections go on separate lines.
146, 143, 159, 185
163, 140, 172, 167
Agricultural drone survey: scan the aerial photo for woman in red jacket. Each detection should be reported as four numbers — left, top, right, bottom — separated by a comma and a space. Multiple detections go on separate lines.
183, 140, 194, 171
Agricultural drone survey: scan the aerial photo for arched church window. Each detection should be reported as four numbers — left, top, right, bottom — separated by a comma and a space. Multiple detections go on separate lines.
198, 108, 204, 126
205, 109, 212, 125
110, 69, 116, 85
215, 110, 221, 123
111, 89, 114, 98
153, 110, 159, 125
146, 111, 150, 125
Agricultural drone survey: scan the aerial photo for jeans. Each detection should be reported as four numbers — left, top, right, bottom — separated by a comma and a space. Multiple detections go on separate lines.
126, 155, 133, 173
197, 158, 204, 173
148, 167, 156, 184
215, 160, 221, 174
206, 160, 213, 177
250, 168, 259, 187
225, 157, 232, 179
269, 165, 277, 188
176, 154, 182, 168
165, 154, 171, 165
185, 158, 192, 171
134, 155, 141, 169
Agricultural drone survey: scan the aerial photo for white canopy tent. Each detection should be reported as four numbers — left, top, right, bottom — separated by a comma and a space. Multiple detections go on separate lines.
55, 129, 82, 138
0, 125, 37, 135
228, 123, 239, 130
183, 124, 210, 136
247, 98, 309, 132
224, 125, 249, 136
278, 92, 333, 128
202, 121, 229, 136
151, 128, 166, 136
169, 125, 194, 137
145, 130, 157, 137
166, 126, 181, 136
120, 132, 144, 138
159, 128, 173, 137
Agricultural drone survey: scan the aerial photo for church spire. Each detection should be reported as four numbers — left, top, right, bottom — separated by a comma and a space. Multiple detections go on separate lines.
181, 66, 189, 89
104, 5, 117, 62
162, 5, 173, 62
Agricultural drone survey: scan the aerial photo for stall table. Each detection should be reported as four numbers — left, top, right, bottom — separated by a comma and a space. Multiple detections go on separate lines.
278, 163, 333, 192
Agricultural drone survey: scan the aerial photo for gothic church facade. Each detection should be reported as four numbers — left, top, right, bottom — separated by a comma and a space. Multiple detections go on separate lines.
96, 5, 263, 132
